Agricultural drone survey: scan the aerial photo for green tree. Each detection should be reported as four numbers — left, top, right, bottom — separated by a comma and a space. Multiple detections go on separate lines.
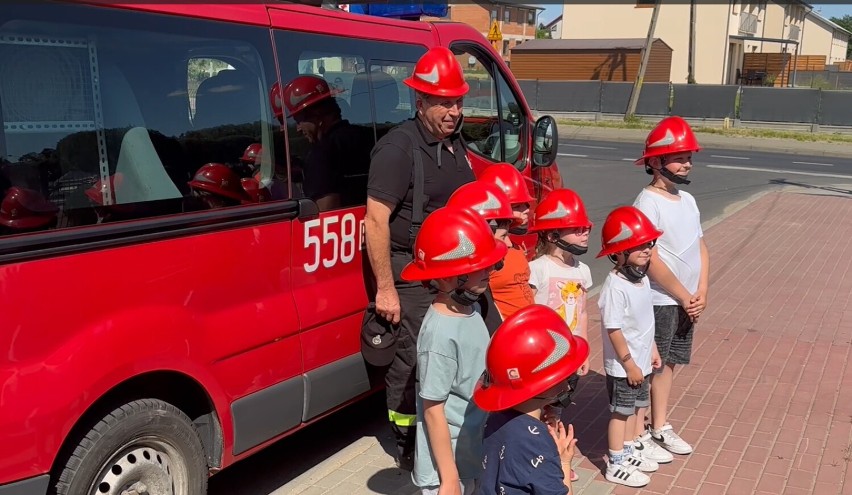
536, 22, 551, 39
830, 15, 852, 60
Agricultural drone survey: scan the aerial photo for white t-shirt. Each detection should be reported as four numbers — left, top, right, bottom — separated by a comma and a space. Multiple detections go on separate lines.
598, 271, 655, 377
528, 256, 593, 333
634, 188, 703, 306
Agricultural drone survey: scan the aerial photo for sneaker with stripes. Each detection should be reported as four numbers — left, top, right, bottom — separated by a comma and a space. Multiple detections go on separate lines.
606, 461, 650, 487
634, 431, 674, 464
651, 423, 693, 455
625, 451, 659, 472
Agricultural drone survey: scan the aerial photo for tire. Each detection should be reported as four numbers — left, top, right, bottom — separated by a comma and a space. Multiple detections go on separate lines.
55, 398, 208, 495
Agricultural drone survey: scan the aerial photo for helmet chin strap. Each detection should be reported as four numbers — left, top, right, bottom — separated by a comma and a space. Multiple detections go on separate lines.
552, 236, 588, 256
509, 224, 528, 235
658, 157, 691, 185
607, 254, 649, 282
429, 276, 480, 307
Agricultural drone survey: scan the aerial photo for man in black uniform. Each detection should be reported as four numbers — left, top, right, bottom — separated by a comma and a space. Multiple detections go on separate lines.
363, 46, 477, 471
281, 75, 372, 210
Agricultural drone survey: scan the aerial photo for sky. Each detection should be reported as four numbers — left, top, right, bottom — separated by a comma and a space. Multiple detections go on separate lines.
537, 3, 852, 26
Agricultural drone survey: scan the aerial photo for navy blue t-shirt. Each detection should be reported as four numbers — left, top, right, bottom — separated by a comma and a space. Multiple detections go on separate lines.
478, 410, 569, 495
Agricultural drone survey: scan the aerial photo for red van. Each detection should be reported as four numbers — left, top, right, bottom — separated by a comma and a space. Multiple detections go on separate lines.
0, 2, 561, 494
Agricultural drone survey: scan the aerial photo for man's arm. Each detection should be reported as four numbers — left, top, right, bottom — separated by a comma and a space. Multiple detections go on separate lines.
365, 195, 400, 324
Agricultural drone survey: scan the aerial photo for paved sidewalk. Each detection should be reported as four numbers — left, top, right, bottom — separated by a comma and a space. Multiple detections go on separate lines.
284, 190, 852, 495
554, 123, 852, 159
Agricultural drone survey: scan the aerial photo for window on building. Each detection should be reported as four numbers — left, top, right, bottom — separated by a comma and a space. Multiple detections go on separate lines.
527, 10, 535, 25
491, 9, 497, 22
504, 8, 511, 23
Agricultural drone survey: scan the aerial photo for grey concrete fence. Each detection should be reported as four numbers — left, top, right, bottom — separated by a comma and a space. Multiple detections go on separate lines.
518, 80, 852, 127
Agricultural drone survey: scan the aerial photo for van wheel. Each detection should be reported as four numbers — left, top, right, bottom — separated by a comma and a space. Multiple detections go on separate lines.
55, 399, 208, 495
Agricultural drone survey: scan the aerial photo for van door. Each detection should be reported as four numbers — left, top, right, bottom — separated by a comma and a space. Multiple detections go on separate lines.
268, 8, 431, 421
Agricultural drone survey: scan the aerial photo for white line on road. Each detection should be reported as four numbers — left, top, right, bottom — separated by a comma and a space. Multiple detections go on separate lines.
558, 153, 588, 158
706, 164, 852, 180
564, 143, 617, 150
792, 161, 834, 167
622, 158, 636, 161
710, 155, 750, 160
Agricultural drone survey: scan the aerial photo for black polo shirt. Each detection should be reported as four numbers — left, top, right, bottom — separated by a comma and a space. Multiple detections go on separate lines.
302, 119, 373, 207
367, 118, 474, 253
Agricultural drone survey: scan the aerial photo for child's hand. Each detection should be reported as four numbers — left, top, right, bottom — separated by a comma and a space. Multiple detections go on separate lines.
577, 358, 589, 376
547, 420, 575, 458
687, 291, 707, 319
651, 345, 662, 370
626, 363, 644, 388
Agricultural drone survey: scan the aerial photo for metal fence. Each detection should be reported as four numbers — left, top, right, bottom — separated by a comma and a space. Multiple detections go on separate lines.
518, 80, 852, 126
793, 70, 852, 90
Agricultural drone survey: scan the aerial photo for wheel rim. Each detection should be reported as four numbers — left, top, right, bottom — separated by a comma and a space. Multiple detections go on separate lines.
91, 438, 189, 495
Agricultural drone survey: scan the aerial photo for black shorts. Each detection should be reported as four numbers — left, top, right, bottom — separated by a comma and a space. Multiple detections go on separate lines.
606, 374, 651, 416
653, 305, 694, 371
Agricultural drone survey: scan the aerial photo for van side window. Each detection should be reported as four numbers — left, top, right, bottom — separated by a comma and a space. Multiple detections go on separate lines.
0, 5, 280, 238
452, 46, 526, 169
274, 30, 424, 211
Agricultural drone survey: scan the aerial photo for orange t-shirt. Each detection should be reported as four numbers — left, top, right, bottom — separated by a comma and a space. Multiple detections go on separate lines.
490, 246, 535, 319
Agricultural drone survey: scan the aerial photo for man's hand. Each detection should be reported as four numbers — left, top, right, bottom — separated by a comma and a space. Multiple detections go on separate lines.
376, 287, 401, 324
626, 362, 644, 388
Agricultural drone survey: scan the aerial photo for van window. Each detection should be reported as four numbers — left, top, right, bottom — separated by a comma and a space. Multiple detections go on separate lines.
0, 5, 281, 238
453, 45, 526, 169
274, 30, 424, 211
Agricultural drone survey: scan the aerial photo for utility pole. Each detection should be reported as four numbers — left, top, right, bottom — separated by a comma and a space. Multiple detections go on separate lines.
626, 0, 661, 120
688, 0, 697, 83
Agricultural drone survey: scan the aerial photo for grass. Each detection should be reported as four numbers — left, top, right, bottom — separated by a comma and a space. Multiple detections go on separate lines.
556, 117, 852, 144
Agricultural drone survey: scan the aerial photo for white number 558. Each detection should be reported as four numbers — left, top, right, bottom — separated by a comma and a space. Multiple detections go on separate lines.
303, 213, 360, 273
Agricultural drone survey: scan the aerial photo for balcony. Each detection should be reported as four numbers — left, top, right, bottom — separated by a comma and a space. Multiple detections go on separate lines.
739, 12, 758, 35
788, 24, 801, 41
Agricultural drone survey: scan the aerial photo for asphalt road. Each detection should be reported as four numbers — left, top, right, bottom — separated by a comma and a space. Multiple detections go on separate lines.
208, 138, 852, 494
555, 138, 852, 291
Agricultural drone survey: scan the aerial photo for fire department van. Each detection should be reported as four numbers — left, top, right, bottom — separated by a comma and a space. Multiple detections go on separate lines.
0, 2, 561, 494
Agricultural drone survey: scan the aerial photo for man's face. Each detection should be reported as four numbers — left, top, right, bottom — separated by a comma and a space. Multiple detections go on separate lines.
418, 94, 463, 139
294, 112, 319, 144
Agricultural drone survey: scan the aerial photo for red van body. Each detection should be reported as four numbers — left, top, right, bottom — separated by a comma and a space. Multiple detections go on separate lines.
0, 2, 561, 494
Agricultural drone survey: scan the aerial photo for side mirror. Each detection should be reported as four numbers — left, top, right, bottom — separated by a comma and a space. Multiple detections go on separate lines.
532, 115, 558, 168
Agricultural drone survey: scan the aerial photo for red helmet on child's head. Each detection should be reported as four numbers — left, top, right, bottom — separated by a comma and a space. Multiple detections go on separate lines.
240, 143, 262, 165
403, 46, 469, 98
634, 116, 700, 166
188, 163, 249, 202
530, 188, 592, 232
0, 186, 58, 229
477, 163, 535, 205
401, 206, 508, 281
473, 304, 590, 412
597, 206, 663, 258
446, 181, 513, 222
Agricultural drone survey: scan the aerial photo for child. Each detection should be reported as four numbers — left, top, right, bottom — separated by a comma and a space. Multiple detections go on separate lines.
633, 116, 709, 456
401, 206, 508, 494
596, 206, 665, 487
446, 180, 516, 335
473, 304, 590, 495
477, 163, 536, 320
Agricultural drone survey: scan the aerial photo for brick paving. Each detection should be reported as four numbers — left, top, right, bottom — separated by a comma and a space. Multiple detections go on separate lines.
285, 190, 852, 495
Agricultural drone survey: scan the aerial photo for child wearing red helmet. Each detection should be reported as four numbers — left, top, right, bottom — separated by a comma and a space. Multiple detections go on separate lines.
477, 163, 537, 321
633, 116, 709, 457
596, 206, 666, 488
473, 304, 590, 495
401, 206, 508, 494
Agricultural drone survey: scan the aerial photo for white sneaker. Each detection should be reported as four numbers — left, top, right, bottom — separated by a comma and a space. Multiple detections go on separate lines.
625, 451, 659, 472
606, 461, 651, 487
634, 432, 674, 464
651, 424, 693, 455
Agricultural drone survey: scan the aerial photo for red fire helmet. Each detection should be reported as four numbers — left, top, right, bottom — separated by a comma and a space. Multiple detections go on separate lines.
401, 206, 508, 281
530, 188, 592, 232
474, 304, 590, 412
403, 46, 469, 98
596, 206, 663, 258
446, 181, 513, 222
477, 163, 535, 205
634, 116, 701, 166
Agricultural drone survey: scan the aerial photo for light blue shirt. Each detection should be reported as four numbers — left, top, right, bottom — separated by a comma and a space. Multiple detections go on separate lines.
413, 305, 490, 488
